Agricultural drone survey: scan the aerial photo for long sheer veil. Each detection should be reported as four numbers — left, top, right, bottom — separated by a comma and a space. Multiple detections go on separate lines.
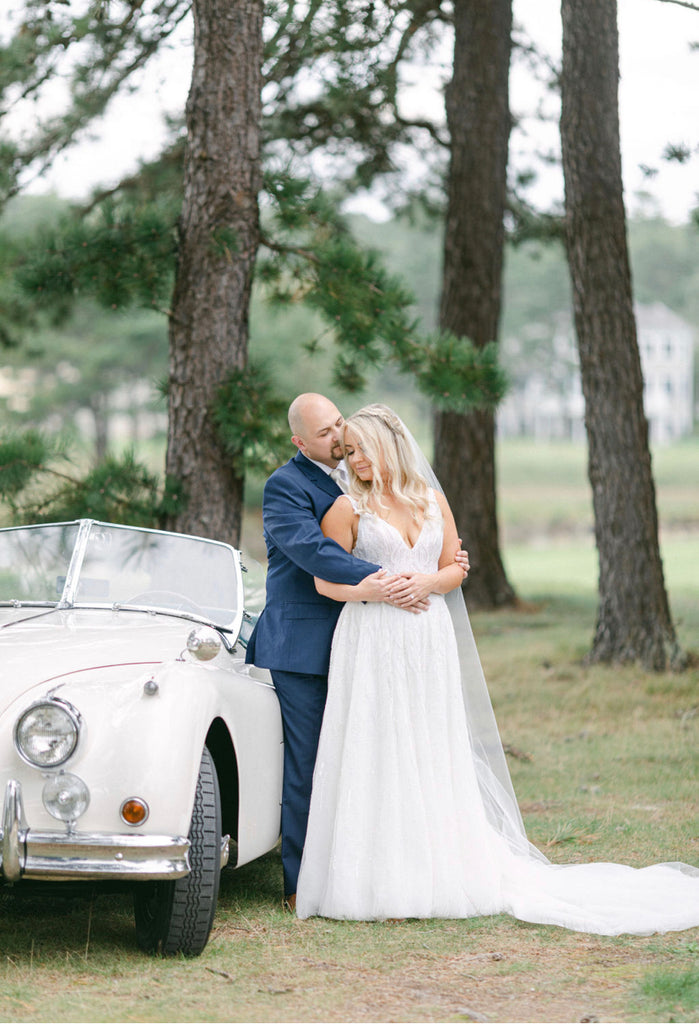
401, 414, 549, 864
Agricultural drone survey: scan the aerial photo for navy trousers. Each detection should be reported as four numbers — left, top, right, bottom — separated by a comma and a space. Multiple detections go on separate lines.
271, 669, 328, 898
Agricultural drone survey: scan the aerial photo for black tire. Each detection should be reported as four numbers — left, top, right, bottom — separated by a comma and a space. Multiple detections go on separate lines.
134, 746, 222, 956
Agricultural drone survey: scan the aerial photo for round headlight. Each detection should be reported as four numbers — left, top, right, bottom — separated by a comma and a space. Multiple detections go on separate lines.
43, 772, 90, 823
14, 699, 81, 768
187, 626, 222, 661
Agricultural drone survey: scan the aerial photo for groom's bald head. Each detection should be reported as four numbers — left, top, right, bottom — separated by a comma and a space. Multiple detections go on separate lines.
288, 393, 340, 435
289, 393, 344, 467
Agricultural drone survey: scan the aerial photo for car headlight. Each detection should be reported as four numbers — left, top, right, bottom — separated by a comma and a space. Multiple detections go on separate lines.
186, 625, 222, 661
14, 699, 81, 768
43, 772, 90, 823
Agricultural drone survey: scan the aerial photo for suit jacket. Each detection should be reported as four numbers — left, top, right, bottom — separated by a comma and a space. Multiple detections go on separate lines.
245, 452, 380, 675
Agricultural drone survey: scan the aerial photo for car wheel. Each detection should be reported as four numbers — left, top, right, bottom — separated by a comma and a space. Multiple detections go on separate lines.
133, 746, 222, 956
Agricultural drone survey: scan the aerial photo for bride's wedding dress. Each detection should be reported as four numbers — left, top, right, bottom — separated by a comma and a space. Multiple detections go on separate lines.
296, 494, 699, 933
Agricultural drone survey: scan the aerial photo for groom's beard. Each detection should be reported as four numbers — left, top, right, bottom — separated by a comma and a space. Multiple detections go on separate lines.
331, 443, 343, 462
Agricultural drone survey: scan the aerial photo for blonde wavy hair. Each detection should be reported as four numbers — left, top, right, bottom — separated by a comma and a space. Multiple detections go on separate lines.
342, 404, 433, 519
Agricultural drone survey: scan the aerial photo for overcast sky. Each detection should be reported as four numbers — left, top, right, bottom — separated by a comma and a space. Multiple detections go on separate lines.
12, 0, 698, 224
513, 0, 698, 223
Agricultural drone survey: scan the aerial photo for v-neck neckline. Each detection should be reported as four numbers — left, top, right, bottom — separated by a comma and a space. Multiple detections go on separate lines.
373, 512, 426, 551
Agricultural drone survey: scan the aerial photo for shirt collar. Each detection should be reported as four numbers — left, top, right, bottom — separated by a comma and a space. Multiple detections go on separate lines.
301, 452, 342, 476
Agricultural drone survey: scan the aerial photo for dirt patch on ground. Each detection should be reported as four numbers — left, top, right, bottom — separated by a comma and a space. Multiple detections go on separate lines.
280, 940, 634, 1022
210, 914, 692, 1023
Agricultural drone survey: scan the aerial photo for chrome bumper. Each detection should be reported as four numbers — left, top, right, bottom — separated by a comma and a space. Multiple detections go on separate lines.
1, 779, 194, 883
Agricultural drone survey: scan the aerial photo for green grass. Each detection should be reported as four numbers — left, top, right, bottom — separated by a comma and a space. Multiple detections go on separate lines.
504, 535, 699, 597
630, 962, 699, 1022
497, 436, 699, 541
494, 435, 699, 658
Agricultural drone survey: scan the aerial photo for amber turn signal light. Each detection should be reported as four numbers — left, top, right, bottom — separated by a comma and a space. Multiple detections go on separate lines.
120, 797, 149, 826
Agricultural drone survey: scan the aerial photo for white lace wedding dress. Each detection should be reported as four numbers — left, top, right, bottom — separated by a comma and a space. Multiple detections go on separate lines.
295, 495, 699, 933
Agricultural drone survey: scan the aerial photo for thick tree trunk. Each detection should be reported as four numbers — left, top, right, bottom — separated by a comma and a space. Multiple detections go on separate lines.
560, 0, 682, 669
165, 0, 262, 545
434, 0, 515, 609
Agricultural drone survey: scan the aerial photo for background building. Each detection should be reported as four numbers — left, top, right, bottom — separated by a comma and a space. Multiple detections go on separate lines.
498, 302, 695, 443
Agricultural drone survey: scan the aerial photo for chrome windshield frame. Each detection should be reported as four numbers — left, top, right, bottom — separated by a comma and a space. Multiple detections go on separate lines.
0, 519, 245, 639
59, 518, 94, 608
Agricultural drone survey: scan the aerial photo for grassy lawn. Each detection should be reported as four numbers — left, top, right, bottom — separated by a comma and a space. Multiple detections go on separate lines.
497, 435, 699, 542
1, 438, 697, 1023
502, 535, 699, 655
499, 436, 699, 659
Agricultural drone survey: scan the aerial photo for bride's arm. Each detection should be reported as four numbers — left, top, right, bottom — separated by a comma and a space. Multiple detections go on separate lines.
318, 495, 357, 554
313, 497, 399, 603
435, 491, 469, 588
388, 490, 464, 605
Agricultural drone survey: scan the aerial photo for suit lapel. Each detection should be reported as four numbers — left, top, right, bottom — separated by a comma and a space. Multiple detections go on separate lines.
293, 451, 342, 499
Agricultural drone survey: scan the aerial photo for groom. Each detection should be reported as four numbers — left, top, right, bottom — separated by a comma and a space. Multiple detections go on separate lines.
246, 393, 467, 909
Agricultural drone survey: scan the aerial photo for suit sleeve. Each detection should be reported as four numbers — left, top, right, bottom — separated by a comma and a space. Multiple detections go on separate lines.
263, 471, 380, 585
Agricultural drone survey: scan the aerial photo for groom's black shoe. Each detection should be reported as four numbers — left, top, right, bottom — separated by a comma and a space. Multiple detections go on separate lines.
283, 894, 296, 913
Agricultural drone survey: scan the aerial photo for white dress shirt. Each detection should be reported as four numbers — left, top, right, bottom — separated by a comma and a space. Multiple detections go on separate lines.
302, 453, 349, 492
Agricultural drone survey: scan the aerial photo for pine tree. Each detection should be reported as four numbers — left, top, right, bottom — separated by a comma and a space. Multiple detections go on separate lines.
2, 1, 504, 539
163, 0, 263, 545
433, 0, 516, 608
560, 0, 683, 669
252, 0, 519, 607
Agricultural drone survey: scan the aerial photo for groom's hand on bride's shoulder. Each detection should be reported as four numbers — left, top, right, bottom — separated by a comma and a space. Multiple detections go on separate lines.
455, 541, 469, 578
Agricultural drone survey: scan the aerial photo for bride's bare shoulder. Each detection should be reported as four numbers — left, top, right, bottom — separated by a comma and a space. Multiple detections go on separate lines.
334, 493, 358, 515
321, 493, 357, 528
321, 493, 359, 549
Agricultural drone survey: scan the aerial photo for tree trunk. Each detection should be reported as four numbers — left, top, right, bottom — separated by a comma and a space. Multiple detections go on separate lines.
434, 0, 515, 609
560, 0, 682, 669
88, 394, 110, 464
165, 0, 262, 546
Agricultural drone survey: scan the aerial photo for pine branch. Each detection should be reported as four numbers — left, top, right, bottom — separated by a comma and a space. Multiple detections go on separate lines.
0, 0, 190, 206
653, 0, 699, 10
264, 0, 327, 85
259, 235, 321, 264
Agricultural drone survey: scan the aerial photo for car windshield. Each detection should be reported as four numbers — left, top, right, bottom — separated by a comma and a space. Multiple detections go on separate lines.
0, 521, 242, 630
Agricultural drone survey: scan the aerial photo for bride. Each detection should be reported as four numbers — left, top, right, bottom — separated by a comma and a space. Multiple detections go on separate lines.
295, 404, 699, 933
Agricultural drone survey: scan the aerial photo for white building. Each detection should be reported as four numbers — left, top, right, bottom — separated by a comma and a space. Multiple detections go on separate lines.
637, 303, 695, 442
498, 302, 695, 443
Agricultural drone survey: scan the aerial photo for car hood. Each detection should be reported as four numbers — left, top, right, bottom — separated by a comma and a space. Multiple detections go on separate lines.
0, 606, 199, 702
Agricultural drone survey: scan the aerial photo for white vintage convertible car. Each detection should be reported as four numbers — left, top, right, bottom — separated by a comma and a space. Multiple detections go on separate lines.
0, 519, 282, 955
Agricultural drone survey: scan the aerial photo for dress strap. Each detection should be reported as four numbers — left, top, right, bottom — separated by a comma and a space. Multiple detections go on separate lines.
427, 488, 442, 519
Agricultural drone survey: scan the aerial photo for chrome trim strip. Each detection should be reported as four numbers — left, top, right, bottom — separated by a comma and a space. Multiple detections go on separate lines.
1, 780, 27, 882
220, 834, 230, 870
1, 779, 190, 882
60, 518, 94, 607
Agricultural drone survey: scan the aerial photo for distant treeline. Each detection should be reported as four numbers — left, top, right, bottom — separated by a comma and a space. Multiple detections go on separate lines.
2, 196, 697, 457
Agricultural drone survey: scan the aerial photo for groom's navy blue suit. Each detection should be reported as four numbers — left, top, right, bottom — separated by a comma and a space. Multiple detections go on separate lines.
245, 451, 379, 897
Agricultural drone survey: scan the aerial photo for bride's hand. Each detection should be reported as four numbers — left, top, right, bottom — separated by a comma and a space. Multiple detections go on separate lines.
388, 572, 437, 608
358, 571, 430, 614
